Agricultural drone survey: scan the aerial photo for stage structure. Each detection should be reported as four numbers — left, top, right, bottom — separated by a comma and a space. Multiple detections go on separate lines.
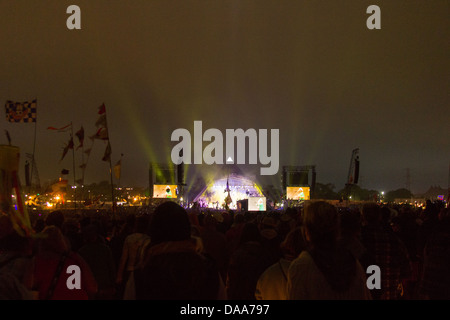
149, 162, 185, 200
282, 165, 316, 202
343, 148, 360, 200
193, 173, 265, 210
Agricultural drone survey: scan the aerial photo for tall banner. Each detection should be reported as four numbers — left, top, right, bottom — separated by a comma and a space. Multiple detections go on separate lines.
0, 145, 33, 237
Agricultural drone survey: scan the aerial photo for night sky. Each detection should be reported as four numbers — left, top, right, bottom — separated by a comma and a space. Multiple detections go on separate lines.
1, 1, 449, 194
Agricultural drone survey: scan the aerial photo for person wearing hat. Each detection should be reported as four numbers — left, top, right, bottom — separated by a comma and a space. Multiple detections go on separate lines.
134, 201, 225, 300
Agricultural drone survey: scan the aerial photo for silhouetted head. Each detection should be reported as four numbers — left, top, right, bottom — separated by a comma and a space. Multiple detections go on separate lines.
340, 210, 361, 238
238, 222, 261, 245
134, 215, 150, 234
149, 201, 191, 245
362, 203, 381, 225
45, 210, 65, 229
303, 201, 339, 249
280, 227, 305, 260
40, 225, 69, 254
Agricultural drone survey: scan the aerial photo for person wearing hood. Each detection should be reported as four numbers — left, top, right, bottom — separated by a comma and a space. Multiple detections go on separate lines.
259, 215, 283, 266
287, 201, 371, 300
134, 201, 225, 300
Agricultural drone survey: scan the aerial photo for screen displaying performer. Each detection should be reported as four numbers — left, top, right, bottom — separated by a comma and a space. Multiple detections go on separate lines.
153, 185, 178, 198
248, 197, 266, 211
286, 187, 310, 200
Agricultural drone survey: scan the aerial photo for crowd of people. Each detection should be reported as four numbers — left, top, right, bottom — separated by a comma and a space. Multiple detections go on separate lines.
0, 198, 449, 300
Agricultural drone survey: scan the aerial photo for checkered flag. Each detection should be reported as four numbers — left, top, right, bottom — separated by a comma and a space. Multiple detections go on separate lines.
5, 99, 37, 123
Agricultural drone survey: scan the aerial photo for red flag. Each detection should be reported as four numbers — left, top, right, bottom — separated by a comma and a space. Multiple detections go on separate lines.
75, 126, 84, 149
47, 123, 72, 132
89, 127, 109, 141
98, 103, 106, 115
60, 138, 74, 162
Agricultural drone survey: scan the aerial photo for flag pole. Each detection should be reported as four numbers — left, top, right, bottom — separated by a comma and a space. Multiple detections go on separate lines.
71, 122, 77, 210
30, 100, 38, 193
108, 147, 116, 216
102, 104, 116, 217
118, 153, 123, 188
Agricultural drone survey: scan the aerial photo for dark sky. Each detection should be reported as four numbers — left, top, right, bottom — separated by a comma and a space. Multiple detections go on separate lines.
1, 0, 449, 194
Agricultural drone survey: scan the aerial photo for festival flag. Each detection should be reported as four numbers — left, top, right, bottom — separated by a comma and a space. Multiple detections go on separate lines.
95, 114, 107, 128
75, 126, 84, 149
60, 137, 74, 162
102, 142, 111, 162
98, 103, 106, 115
47, 123, 72, 132
114, 159, 121, 179
89, 127, 109, 141
5, 99, 37, 123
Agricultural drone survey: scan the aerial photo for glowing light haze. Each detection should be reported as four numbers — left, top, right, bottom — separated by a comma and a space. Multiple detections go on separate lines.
1, 1, 449, 194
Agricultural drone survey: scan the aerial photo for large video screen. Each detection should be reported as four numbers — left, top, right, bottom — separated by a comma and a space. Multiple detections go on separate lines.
153, 185, 178, 198
286, 186, 310, 200
248, 197, 266, 211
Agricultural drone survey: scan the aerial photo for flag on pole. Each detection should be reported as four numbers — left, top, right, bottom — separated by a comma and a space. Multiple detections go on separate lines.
98, 103, 106, 115
89, 127, 109, 141
91, 103, 109, 141
75, 126, 84, 149
95, 114, 107, 128
5, 99, 37, 123
102, 142, 111, 162
60, 138, 74, 162
47, 123, 72, 132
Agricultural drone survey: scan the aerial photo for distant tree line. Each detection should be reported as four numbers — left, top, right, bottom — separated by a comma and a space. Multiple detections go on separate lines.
312, 182, 414, 202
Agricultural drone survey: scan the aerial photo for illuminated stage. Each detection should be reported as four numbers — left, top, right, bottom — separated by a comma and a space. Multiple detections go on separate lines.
192, 173, 264, 210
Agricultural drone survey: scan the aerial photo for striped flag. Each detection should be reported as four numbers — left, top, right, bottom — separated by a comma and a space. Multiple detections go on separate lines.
47, 123, 72, 132
5, 99, 37, 123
